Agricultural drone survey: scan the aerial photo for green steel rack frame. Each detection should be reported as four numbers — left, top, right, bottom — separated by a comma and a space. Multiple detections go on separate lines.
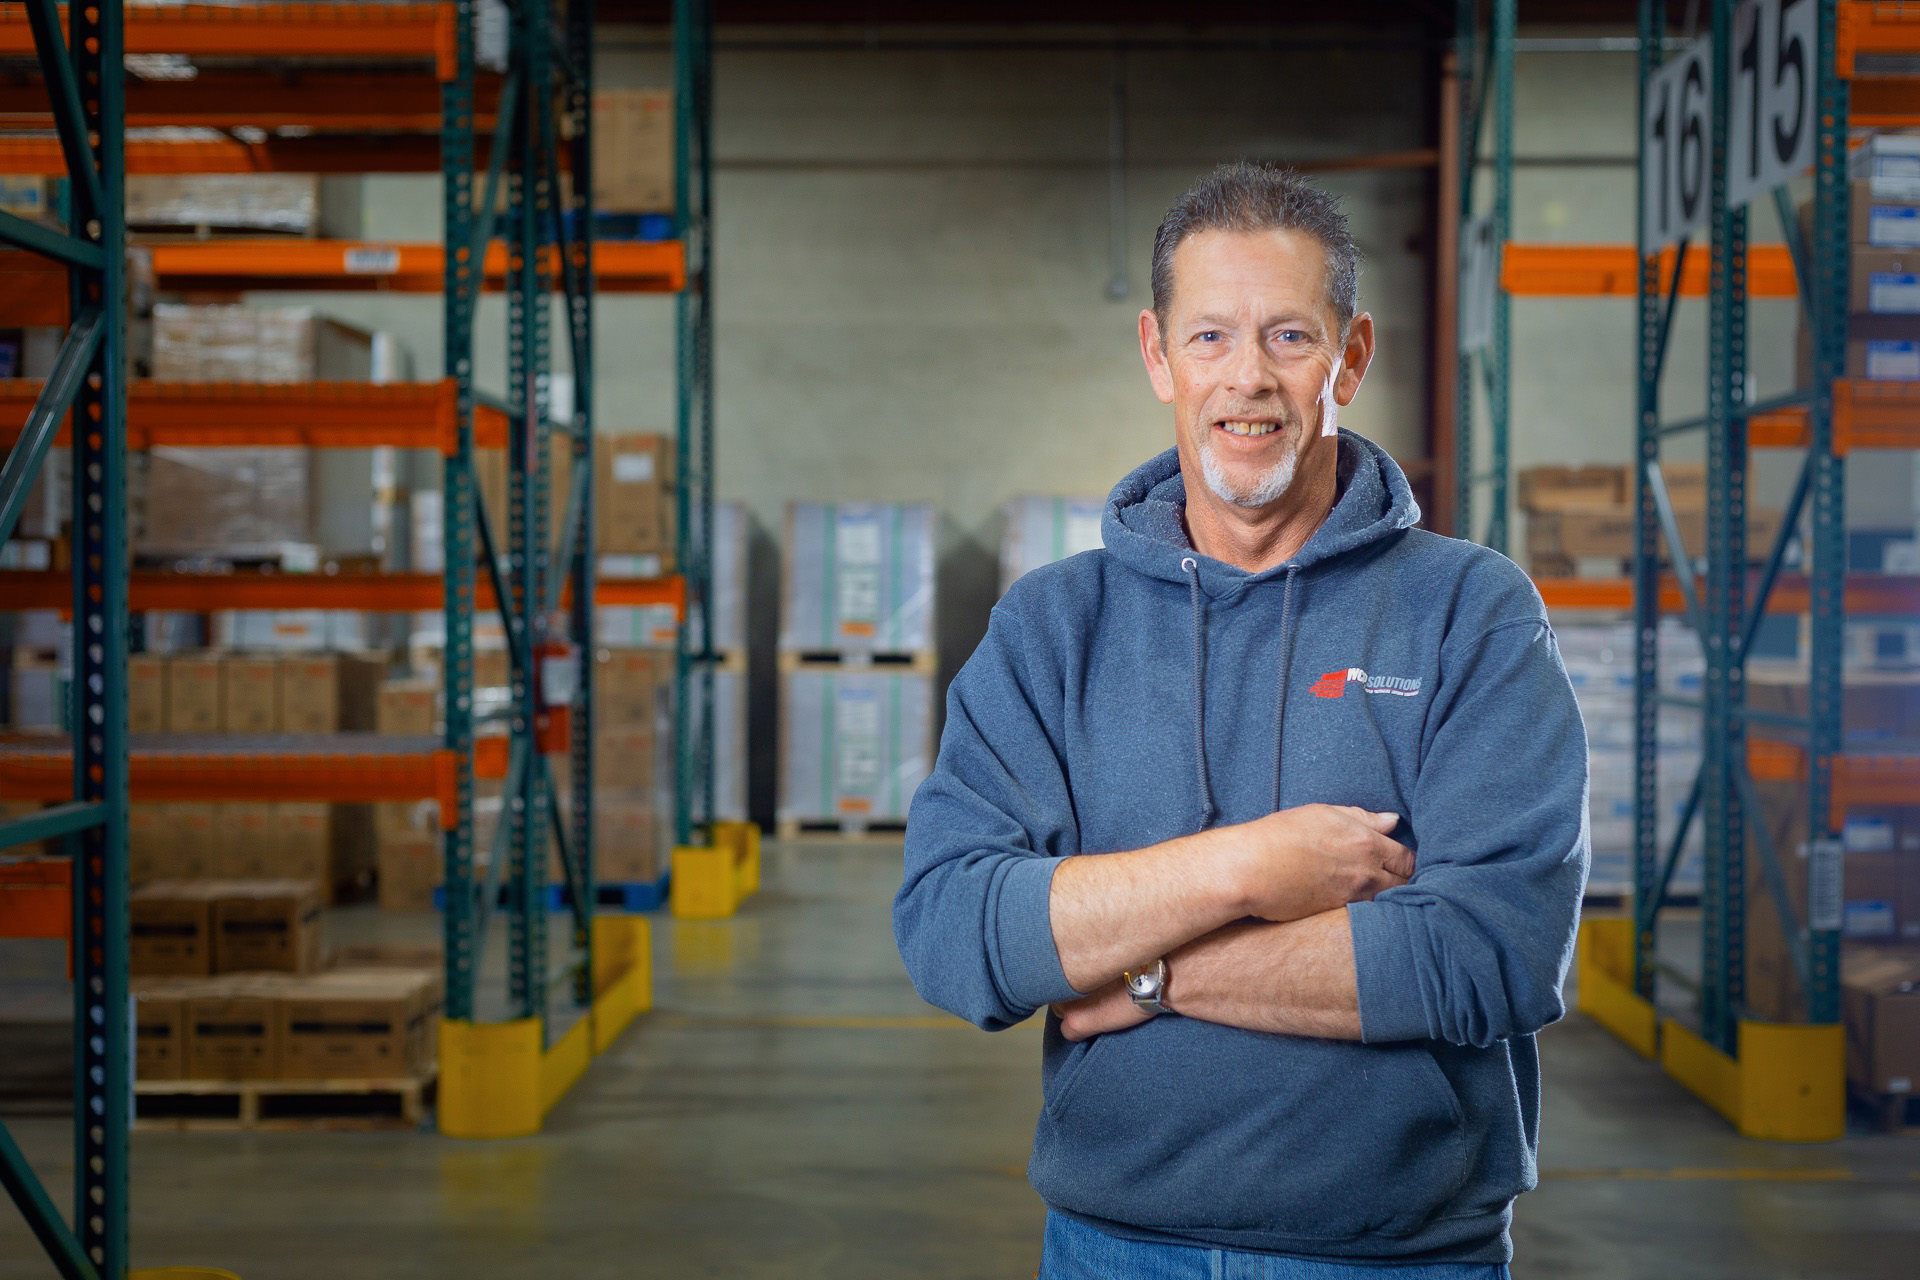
1626, 0, 1849, 1051
1454, 0, 1515, 552
0, 2, 129, 1276
673, 0, 716, 851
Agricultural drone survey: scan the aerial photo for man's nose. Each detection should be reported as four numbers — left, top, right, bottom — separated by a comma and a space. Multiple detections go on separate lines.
1224, 338, 1281, 398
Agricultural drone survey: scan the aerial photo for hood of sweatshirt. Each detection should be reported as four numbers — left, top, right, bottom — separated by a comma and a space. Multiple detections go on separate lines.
895, 429, 1589, 1264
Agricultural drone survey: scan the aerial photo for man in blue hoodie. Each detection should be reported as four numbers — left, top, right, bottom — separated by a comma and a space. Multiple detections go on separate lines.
894, 163, 1588, 1277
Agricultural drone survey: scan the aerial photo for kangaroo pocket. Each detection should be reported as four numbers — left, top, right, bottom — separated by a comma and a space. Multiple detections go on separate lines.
1032, 1018, 1473, 1242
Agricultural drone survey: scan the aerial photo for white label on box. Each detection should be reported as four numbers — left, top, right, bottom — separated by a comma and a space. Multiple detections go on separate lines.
1843, 900, 1897, 939
343, 246, 401, 275
1873, 155, 1920, 179
1844, 816, 1896, 853
835, 685, 883, 806
612, 453, 655, 484
1868, 272, 1920, 312
835, 511, 884, 630
1870, 206, 1920, 247
1808, 837, 1844, 932
1864, 340, 1920, 380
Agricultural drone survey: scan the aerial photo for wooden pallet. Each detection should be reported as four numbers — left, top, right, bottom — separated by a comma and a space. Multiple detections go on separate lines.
776, 818, 908, 843
1852, 1086, 1920, 1135
777, 649, 935, 675
134, 1072, 433, 1132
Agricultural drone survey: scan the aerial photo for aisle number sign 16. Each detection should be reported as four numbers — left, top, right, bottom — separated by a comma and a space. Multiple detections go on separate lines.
1641, 0, 1816, 250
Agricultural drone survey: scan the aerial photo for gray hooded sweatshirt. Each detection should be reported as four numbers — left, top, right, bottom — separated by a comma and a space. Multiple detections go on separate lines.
894, 430, 1590, 1264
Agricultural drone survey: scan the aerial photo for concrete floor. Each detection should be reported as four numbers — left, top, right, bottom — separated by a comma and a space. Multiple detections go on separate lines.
3, 843, 1918, 1278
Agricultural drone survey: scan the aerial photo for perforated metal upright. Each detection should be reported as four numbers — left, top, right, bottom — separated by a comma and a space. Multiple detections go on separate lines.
1453, 0, 1515, 552
0, 3, 128, 1276
439, 0, 601, 1034
672, 0, 716, 849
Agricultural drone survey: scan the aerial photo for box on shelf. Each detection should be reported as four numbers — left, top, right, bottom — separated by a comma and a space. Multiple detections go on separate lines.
376, 833, 440, 911
184, 977, 282, 1081
141, 446, 312, 554
1746, 663, 1920, 749
782, 502, 937, 653
0, 175, 52, 220
161, 653, 221, 733
375, 677, 437, 736
778, 669, 935, 825
278, 653, 384, 734
132, 979, 189, 1081
219, 654, 281, 733
129, 654, 166, 733
6, 651, 57, 729
1516, 465, 1627, 513
213, 610, 371, 654
593, 89, 674, 214
274, 803, 335, 889
595, 723, 659, 795
1796, 312, 1920, 382
277, 970, 436, 1080
1526, 504, 1782, 568
595, 433, 674, 555
211, 880, 325, 975
130, 880, 221, 977
1001, 495, 1105, 593
212, 804, 276, 879
128, 175, 319, 234
595, 647, 670, 726
151, 304, 376, 384
1842, 946, 1920, 1097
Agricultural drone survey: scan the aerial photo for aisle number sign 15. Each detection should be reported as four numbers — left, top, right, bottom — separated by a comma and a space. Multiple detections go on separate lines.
1641, 0, 1816, 249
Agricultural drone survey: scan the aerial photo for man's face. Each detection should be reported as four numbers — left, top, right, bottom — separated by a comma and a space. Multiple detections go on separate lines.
1139, 228, 1372, 512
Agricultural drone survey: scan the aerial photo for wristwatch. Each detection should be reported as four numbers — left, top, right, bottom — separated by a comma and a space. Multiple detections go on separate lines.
1123, 958, 1170, 1016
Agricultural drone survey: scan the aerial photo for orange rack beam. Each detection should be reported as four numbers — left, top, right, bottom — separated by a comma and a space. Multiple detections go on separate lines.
0, 736, 457, 805
1534, 574, 1920, 615
0, 571, 689, 615
0, 3, 458, 79
0, 134, 456, 177
1847, 76, 1920, 127
1731, 381, 1920, 453
1838, 1, 1920, 78
1747, 739, 1920, 823
0, 856, 69, 943
0, 379, 507, 454
1502, 243, 1800, 298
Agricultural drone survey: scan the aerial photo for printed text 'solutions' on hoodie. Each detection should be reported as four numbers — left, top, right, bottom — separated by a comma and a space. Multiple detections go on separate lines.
894, 431, 1590, 1264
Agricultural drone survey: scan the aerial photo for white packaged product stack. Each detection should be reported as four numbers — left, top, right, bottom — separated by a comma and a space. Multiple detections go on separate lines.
1554, 618, 1706, 897
778, 669, 934, 832
781, 502, 935, 654
710, 667, 749, 822
1000, 495, 1106, 594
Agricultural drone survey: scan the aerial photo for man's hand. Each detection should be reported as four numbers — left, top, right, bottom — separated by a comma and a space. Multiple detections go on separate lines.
1225, 805, 1412, 923
1052, 978, 1152, 1042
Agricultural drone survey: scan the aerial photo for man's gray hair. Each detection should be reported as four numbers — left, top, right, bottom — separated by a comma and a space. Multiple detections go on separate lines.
1149, 162, 1361, 339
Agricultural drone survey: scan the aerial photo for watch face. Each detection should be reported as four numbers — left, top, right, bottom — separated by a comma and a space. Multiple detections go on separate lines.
1127, 967, 1159, 998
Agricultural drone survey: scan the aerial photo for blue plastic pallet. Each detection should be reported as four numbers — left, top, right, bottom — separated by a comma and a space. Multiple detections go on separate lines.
561, 210, 675, 242
433, 873, 670, 913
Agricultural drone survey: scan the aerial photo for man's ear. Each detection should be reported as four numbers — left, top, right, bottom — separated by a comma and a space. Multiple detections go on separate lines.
1140, 310, 1175, 405
1333, 312, 1375, 407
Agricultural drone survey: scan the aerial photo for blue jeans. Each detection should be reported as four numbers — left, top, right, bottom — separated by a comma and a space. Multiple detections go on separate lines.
1040, 1212, 1512, 1280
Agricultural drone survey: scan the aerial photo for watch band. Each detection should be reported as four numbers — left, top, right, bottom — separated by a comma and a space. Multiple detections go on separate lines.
1124, 958, 1169, 1016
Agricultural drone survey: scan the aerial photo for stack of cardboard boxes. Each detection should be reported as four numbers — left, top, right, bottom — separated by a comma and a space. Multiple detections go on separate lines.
126, 653, 385, 898
130, 891, 440, 1085
1520, 463, 1781, 577
1797, 133, 1920, 383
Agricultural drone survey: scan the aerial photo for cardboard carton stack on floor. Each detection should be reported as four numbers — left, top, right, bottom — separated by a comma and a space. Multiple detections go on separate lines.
777, 502, 938, 833
594, 646, 673, 884
1796, 133, 1920, 383
1520, 464, 1781, 577
132, 940, 441, 1085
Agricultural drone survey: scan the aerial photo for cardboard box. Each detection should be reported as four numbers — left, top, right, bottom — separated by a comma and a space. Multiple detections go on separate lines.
131, 979, 188, 1081
278, 653, 384, 733
1842, 947, 1920, 1096
220, 655, 281, 733
1844, 853, 1904, 940
278, 971, 434, 1080
164, 653, 222, 733
129, 654, 167, 733
376, 833, 440, 911
129, 804, 175, 886
1746, 664, 1920, 748
1795, 312, 1920, 383
375, 677, 437, 736
596, 647, 669, 726
594, 725, 658, 794
595, 434, 674, 555
130, 881, 219, 977
212, 880, 325, 975
129, 175, 319, 233
165, 805, 218, 880
140, 447, 312, 553
185, 978, 281, 1080
213, 803, 276, 879
0, 175, 53, 219
330, 804, 378, 901
1516, 465, 1627, 513
375, 799, 438, 844
595, 800, 658, 883
273, 803, 333, 888
1526, 503, 1782, 565
593, 89, 673, 214
1852, 248, 1920, 315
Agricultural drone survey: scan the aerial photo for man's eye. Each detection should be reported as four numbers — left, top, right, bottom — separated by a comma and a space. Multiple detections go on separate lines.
1276, 330, 1305, 344
1195, 331, 1222, 343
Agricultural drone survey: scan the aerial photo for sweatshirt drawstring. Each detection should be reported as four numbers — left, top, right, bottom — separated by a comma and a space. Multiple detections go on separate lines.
1181, 556, 1217, 829
1271, 565, 1300, 812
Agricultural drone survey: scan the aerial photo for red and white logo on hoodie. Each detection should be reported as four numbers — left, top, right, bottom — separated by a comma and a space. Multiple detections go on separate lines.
1310, 668, 1423, 699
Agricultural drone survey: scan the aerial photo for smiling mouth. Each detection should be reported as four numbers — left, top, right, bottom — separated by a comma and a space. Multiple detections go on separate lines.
1216, 420, 1283, 438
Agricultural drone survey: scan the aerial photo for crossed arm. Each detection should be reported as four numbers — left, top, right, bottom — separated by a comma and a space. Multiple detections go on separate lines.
1045, 806, 1412, 1042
